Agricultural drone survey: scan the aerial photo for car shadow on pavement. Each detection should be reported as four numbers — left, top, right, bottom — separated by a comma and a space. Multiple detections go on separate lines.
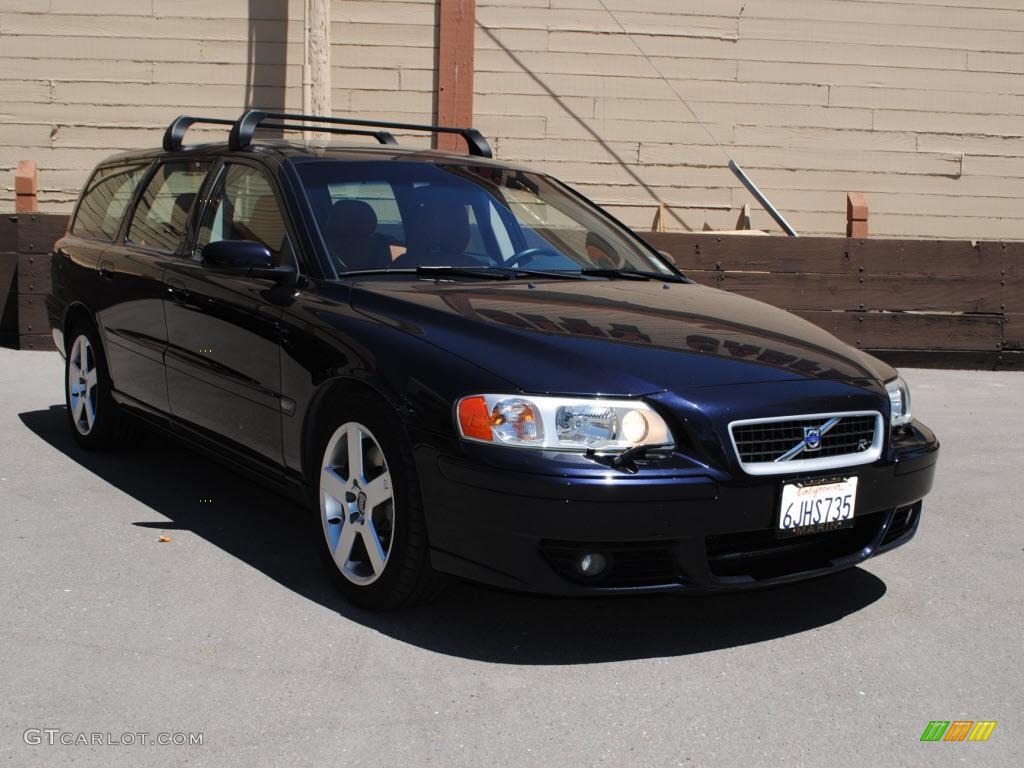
20, 405, 887, 665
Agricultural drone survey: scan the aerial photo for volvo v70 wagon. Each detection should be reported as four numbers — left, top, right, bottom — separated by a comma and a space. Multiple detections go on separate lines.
47, 111, 939, 609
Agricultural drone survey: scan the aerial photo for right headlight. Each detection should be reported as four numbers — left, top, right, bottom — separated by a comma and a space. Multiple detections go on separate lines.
885, 376, 912, 427
456, 394, 674, 453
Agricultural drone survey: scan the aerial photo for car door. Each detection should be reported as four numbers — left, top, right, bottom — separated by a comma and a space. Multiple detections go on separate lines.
56, 162, 150, 352
163, 161, 292, 467
97, 159, 211, 415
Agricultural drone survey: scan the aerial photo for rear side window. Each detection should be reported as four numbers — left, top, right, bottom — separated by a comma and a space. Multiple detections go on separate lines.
127, 160, 211, 252
71, 165, 148, 240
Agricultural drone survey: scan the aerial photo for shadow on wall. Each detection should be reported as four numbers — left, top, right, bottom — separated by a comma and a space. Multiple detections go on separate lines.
19, 404, 887, 665
244, 0, 288, 133
475, 22, 697, 232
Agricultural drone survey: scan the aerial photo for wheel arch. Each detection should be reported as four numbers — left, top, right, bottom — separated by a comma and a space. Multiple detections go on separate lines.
300, 375, 407, 485
63, 301, 96, 338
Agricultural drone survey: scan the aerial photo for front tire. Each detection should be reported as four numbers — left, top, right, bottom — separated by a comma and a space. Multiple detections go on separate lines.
312, 395, 450, 610
64, 322, 139, 451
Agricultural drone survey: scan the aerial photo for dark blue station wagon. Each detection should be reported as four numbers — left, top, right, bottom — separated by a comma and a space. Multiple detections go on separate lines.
46, 112, 939, 609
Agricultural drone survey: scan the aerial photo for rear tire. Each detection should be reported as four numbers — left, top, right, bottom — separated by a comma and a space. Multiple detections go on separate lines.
311, 394, 451, 610
64, 321, 141, 451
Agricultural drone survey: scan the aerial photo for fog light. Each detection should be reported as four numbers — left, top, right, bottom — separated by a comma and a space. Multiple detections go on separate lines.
577, 552, 607, 577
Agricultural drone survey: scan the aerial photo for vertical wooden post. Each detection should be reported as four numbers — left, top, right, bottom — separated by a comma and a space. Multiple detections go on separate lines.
303, 0, 332, 140
15, 160, 38, 213
436, 0, 476, 153
847, 192, 869, 238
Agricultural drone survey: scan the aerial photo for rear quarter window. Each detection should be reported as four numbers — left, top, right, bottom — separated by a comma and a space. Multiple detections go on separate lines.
71, 164, 149, 241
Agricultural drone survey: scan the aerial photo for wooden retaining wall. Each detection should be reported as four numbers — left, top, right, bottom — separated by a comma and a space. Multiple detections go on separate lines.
644, 232, 1023, 370
0, 214, 1020, 369
0, 213, 67, 351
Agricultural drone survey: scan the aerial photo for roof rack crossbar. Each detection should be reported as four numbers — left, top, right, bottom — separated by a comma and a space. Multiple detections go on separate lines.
163, 115, 236, 152
258, 122, 398, 146
229, 110, 492, 158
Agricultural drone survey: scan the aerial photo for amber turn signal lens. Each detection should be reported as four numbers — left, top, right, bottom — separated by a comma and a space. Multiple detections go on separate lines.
457, 396, 493, 441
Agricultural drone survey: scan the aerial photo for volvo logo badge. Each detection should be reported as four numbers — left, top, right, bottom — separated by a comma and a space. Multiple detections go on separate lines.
803, 427, 822, 452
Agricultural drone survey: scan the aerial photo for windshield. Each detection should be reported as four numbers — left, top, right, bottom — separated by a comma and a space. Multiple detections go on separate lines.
293, 160, 676, 277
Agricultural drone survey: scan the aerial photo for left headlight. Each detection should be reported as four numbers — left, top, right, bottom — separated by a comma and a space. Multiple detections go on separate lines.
456, 394, 674, 453
885, 376, 912, 427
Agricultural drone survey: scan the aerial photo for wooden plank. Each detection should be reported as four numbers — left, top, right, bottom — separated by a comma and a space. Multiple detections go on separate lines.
854, 239, 992, 277
861, 275, 1014, 313
710, 270, 1009, 313
19, 333, 56, 352
16, 293, 49, 336
873, 349, 1003, 371
17, 213, 68, 255
718, 271, 863, 311
18, 270, 51, 296
18, 250, 51, 280
796, 311, 1003, 352
1004, 314, 1024, 349
645, 232, 857, 273
643, 233, 1017, 279
435, 0, 476, 154
0, 252, 18, 340
996, 351, 1024, 371
0, 215, 17, 252
981, 241, 1024, 279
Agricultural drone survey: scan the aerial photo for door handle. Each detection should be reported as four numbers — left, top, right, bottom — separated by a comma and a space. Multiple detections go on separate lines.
98, 260, 115, 281
166, 279, 190, 303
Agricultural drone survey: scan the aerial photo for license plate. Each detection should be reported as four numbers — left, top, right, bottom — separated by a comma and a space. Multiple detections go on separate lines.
778, 476, 858, 536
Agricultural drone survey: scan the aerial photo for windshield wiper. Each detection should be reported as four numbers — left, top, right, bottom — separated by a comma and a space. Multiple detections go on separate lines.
416, 265, 517, 280
508, 268, 585, 280
340, 265, 586, 281
580, 268, 685, 282
339, 266, 513, 280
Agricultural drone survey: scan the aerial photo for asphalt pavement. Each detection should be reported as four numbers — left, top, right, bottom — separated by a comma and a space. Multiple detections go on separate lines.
1, 348, 1021, 767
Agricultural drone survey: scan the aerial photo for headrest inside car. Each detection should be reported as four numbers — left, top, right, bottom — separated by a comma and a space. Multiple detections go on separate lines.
328, 199, 378, 239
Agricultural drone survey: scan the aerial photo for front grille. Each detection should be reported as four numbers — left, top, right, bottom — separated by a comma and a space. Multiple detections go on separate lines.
729, 411, 882, 474
541, 540, 681, 588
706, 511, 885, 580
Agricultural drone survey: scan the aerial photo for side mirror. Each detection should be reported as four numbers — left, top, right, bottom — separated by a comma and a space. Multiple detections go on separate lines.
201, 240, 296, 283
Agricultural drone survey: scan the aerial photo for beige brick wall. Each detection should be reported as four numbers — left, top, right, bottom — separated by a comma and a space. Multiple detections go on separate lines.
477, 0, 1024, 238
0, 0, 437, 210
2, 0, 1023, 239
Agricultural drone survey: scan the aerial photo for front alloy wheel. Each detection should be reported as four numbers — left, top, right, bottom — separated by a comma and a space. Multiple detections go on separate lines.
320, 422, 395, 585
312, 395, 450, 609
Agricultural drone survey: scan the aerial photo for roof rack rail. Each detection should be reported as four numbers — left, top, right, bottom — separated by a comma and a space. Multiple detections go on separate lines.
162, 115, 236, 152
228, 110, 493, 158
258, 121, 398, 147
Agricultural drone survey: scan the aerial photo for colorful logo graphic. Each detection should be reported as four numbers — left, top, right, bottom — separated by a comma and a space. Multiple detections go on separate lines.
920, 720, 997, 742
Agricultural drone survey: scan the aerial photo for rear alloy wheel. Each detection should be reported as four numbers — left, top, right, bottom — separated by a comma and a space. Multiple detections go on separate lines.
64, 323, 140, 451
313, 396, 451, 609
67, 333, 98, 436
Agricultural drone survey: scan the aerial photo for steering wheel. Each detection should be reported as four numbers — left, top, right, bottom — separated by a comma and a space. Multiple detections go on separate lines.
504, 246, 564, 269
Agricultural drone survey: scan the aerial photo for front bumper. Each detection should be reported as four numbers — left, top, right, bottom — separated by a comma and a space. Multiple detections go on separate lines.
416, 420, 939, 595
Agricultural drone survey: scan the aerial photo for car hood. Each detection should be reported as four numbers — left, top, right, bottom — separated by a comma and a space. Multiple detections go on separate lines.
350, 278, 896, 396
